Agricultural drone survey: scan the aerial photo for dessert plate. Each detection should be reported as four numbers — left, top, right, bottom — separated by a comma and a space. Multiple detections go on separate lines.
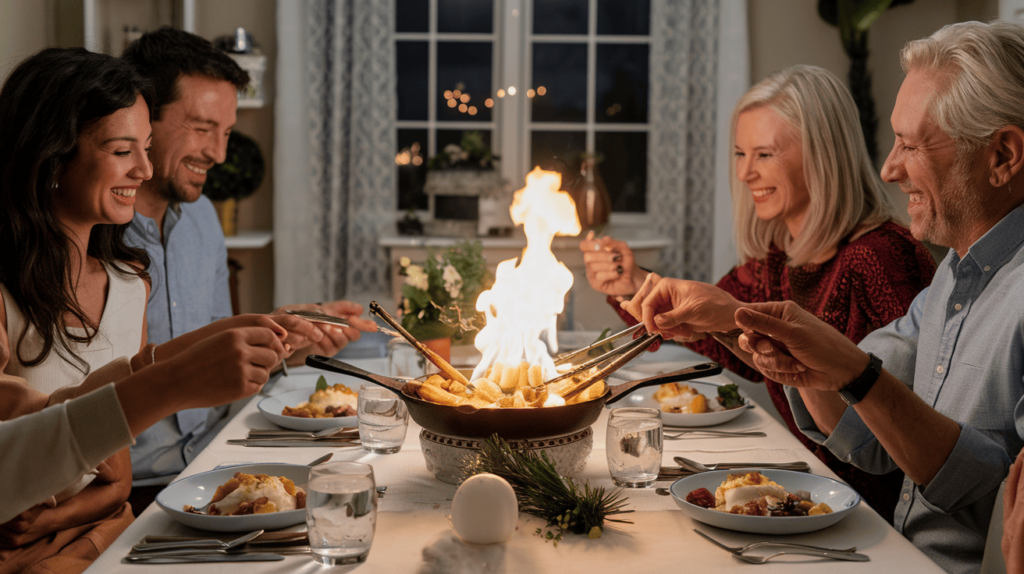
609, 366, 749, 427
669, 469, 860, 535
258, 389, 357, 431
156, 463, 309, 532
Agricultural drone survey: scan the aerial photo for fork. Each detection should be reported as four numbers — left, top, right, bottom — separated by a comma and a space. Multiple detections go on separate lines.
693, 529, 869, 562
665, 429, 766, 439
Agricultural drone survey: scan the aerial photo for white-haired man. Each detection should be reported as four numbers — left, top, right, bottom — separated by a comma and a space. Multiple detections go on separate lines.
629, 21, 1024, 574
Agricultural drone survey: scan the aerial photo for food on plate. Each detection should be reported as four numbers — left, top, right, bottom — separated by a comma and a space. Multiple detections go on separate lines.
185, 472, 306, 515
686, 472, 832, 517
654, 382, 743, 414
404, 361, 606, 409
282, 383, 357, 418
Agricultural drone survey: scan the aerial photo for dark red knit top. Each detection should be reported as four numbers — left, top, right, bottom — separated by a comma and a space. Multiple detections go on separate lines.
611, 221, 937, 521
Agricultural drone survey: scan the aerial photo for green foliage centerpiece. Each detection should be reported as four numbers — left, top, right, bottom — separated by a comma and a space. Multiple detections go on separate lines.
399, 240, 492, 344
475, 434, 633, 545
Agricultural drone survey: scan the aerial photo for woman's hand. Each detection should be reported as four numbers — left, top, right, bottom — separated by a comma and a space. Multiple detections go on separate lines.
620, 275, 743, 342
1004, 449, 1024, 574
275, 301, 378, 366
579, 231, 647, 296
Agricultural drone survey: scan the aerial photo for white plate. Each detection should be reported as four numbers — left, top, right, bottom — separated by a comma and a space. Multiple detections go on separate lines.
609, 378, 750, 427
156, 463, 310, 532
258, 389, 357, 431
669, 469, 860, 535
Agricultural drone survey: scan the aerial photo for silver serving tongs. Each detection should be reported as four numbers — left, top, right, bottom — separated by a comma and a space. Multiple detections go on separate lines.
556, 333, 663, 401
286, 309, 402, 338
553, 323, 644, 366
545, 330, 653, 386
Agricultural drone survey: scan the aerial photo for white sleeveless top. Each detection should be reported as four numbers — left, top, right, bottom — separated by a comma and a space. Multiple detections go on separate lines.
2, 261, 147, 395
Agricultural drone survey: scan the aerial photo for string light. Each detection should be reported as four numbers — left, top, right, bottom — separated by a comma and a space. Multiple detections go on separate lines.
460, 93, 470, 103
537, 86, 547, 96
458, 103, 468, 113
468, 106, 477, 115
526, 89, 535, 98
443, 90, 453, 99
448, 99, 457, 108
497, 89, 505, 98
485, 98, 494, 108
507, 86, 517, 96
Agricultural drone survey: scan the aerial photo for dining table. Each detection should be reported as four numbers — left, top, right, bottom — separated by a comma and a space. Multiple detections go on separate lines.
85, 343, 946, 573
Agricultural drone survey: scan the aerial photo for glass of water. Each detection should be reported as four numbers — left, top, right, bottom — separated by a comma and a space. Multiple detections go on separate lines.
606, 407, 663, 488
306, 462, 377, 566
387, 338, 424, 378
358, 386, 410, 454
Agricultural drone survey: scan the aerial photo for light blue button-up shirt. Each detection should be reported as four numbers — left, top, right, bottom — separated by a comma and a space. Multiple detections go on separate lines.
788, 203, 1024, 574
124, 195, 233, 485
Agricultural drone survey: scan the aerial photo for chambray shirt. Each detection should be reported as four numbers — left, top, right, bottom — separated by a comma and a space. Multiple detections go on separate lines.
787, 203, 1024, 574
124, 195, 233, 485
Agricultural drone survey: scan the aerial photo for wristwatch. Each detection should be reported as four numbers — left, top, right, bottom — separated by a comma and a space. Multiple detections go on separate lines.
838, 353, 883, 406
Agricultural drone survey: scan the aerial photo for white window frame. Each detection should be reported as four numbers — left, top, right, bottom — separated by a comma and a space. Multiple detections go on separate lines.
396, 0, 653, 224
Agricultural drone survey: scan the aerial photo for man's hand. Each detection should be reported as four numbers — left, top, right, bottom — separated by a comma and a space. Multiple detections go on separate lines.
1005, 449, 1024, 574
734, 301, 869, 391
620, 275, 742, 342
579, 231, 648, 296
274, 301, 378, 366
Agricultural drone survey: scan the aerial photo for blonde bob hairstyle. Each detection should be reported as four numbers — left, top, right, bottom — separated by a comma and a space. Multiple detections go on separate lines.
900, 21, 1024, 153
731, 65, 895, 266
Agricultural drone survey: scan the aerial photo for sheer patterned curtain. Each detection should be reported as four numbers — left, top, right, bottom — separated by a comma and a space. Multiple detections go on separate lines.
649, 0, 747, 283
274, 0, 396, 306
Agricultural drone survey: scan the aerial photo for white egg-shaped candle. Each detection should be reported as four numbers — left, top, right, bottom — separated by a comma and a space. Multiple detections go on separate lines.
451, 473, 519, 544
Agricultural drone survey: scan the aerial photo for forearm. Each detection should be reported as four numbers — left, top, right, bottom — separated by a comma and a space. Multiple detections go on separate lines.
152, 315, 247, 362
852, 371, 960, 486
795, 388, 848, 436
113, 367, 191, 437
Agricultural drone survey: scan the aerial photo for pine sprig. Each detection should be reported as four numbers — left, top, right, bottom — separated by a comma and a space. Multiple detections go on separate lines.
475, 434, 633, 544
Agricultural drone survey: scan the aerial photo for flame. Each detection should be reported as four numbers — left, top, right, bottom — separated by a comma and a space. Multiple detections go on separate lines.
471, 167, 582, 382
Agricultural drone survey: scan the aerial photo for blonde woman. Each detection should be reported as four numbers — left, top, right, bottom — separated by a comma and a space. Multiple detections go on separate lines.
582, 65, 936, 521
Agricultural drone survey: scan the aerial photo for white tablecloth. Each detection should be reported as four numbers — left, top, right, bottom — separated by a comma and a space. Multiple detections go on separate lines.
85, 347, 945, 573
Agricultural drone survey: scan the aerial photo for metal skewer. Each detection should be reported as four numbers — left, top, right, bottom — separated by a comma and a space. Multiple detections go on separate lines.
368, 301, 471, 387
553, 323, 644, 366
286, 309, 402, 338
544, 333, 652, 387
560, 333, 662, 401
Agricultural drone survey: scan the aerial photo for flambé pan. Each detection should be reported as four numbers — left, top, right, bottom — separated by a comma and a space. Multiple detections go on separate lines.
305, 355, 722, 439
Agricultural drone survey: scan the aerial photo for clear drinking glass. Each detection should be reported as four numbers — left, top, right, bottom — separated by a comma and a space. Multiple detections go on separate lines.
358, 386, 410, 454
606, 407, 663, 488
387, 338, 425, 378
306, 462, 377, 566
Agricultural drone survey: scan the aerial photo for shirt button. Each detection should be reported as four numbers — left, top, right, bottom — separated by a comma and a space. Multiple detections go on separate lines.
954, 303, 962, 311
172, 301, 177, 307
984, 265, 991, 272
903, 493, 910, 501
936, 365, 944, 374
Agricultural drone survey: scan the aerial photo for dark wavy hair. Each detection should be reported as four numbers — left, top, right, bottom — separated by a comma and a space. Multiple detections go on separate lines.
0, 48, 154, 373
122, 26, 249, 121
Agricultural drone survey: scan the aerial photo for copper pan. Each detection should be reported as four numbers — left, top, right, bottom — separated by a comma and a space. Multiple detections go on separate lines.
305, 355, 722, 440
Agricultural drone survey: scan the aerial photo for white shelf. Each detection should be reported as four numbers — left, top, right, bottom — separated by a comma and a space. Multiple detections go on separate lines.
225, 231, 272, 250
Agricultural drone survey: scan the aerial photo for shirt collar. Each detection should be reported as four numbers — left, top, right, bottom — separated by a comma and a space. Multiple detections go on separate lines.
130, 203, 183, 244
960, 202, 1024, 272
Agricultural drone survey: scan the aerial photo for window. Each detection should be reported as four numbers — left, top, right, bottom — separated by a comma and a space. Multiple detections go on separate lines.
395, 0, 652, 218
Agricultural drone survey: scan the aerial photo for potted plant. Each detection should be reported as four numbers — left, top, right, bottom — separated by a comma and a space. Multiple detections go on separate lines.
202, 130, 265, 236
398, 240, 493, 359
423, 132, 510, 237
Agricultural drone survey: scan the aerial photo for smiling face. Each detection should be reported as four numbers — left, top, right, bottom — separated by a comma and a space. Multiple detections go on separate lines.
734, 107, 812, 237
54, 95, 152, 233
881, 69, 983, 251
145, 74, 237, 205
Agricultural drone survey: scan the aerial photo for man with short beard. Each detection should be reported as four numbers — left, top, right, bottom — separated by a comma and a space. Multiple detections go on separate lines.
120, 28, 375, 502
626, 21, 1024, 574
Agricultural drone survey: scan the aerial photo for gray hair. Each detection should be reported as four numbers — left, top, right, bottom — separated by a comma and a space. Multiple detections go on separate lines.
900, 21, 1024, 152
731, 65, 895, 266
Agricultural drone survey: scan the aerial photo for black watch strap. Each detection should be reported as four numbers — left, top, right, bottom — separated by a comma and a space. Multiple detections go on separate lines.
838, 353, 883, 406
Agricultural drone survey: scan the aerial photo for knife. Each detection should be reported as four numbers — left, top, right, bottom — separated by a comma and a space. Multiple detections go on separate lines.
140, 531, 308, 546
226, 439, 363, 447
124, 553, 286, 563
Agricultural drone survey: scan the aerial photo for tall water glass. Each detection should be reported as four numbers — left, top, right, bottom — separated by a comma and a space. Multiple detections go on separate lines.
306, 462, 377, 565
387, 338, 424, 378
358, 386, 410, 454
606, 407, 663, 487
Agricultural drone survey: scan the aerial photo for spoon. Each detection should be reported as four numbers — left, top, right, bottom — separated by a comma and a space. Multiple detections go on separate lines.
133, 529, 264, 553
184, 454, 334, 515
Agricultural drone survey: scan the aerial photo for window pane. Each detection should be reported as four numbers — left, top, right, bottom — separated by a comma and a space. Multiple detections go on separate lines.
595, 131, 647, 212
533, 0, 588, 35
438, 0, 493, 33
437, 42, 493, 122
596, 43, 648, 124
437, 129, 492, 153
396, 0, 429, 33
597, 0, 650, 35
530, 130, 586, 190
397, 128, 429, 210
397, 41, 429, 121
531, 43, 587, 123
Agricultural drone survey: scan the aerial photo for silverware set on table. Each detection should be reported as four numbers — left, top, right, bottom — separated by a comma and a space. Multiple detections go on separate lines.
125, 530, 310, 563
227, 427, 361, 448
693, 528, 870, 563
656, 456, 812, 481
664, 427, 767, 439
